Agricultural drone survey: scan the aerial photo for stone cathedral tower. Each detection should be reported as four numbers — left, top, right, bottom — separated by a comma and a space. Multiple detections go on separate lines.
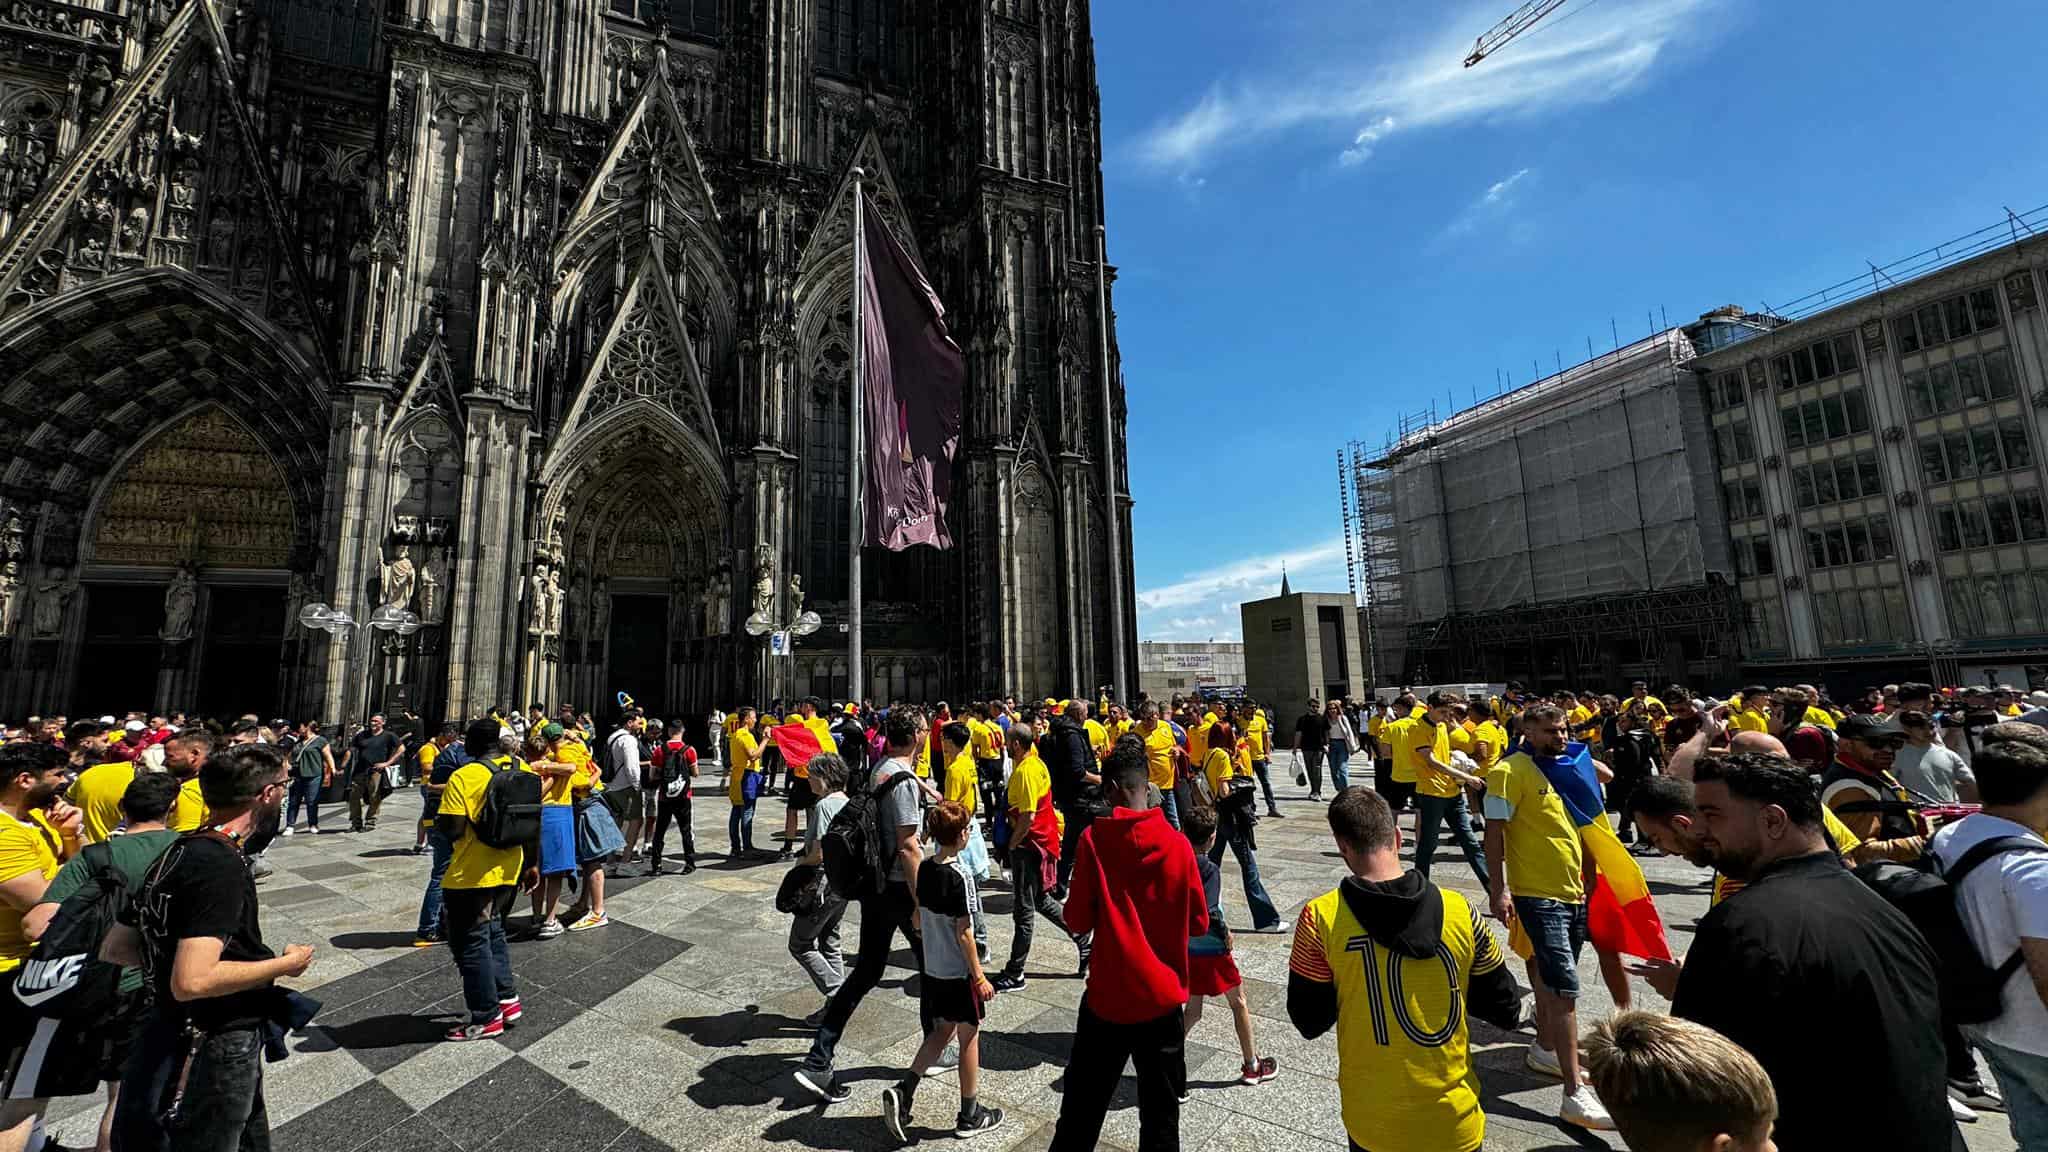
0, 0, 1135, 725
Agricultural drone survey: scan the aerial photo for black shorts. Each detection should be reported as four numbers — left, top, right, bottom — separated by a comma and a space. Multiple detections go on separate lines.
920, 975, 984, 1026
786, 782, 816, 811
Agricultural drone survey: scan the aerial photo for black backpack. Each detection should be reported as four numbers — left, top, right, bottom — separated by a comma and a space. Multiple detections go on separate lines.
11, 842, 127, 1021
821, 767, 919, 897
474, 755, 544, 849
594, 728, 620, 784
1855, 835, 2047, 1026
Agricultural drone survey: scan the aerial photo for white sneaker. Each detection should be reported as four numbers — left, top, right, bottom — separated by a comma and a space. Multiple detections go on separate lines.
1524, 1042, 1562, 1078
280, 826, 295, 837
1948, 1095, 1979, 1124
1561, 1085, 1616, 1131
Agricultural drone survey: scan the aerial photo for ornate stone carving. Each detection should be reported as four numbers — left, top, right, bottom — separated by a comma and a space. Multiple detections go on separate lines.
708, 564, 730, 634
90, 406, 294, 569
1895, 490, 1919, 508
1744, 357, 1766, 392
1882, 425, 1905, 443
1763, 454, 1781, 471
159, 563, 196, 641
380, 548, 416, 609
1860, 318, 1886, 353
1783, 575, 1804, 591
2006, 269, 2038, 313
529, 563, 551, 635
418, 548, 447, 625
788, 572, 804, 618
1772, 512, 1792, 529
0, 558, 17, 638
749, 542, 773, 618
1908, 558, 1932, 576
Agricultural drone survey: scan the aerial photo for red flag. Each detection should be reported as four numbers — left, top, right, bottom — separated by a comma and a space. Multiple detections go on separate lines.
858, 200, 964, 550
770, 722, 824, 770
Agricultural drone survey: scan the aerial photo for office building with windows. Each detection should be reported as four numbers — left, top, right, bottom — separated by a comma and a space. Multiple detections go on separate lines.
1692, 232, 2048, 689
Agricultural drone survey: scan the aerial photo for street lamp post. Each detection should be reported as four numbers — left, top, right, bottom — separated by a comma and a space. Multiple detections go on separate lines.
745, 595, 821, 704
301, 601, 421, 738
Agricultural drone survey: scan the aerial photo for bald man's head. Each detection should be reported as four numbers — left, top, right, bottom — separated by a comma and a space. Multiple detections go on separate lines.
1729, 730, 1788, 758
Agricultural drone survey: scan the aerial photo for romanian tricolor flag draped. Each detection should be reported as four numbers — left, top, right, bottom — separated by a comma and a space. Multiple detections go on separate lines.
768, 722, 825, 772
1513, 742, 1673, 963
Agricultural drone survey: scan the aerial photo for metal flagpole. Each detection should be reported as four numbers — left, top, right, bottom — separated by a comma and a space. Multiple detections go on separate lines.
848, 168, 866, 705
1095, 225, 1127, 704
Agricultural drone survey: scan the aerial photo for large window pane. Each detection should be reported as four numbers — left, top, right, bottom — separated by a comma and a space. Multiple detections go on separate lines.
1984, 348, 2017, 399
1947, 578, 1979, 637
1814, 464, 1838, 504
2016, 490, 2047, 540
1824, 527, 1848, 567
1844, 387, 1870, 433
1794, 347, 1816, 385
1834, 457, 1861, 500
1869, 513, 1896, 560
1794, 467, 1816, 508
1930, 362, 1959, 411
1894, 315, 1921, 355
1988, 496, 2019, 545
2000, 417, 2034, 468
1834, 334, 1860, 374
1934, 504, 1961, 552
1821, 394, 1848, 439
1774, 355, 1795, 390
1919, 437, 1949, 484
1944, 297, 1974, 342
1954, 354, 1986, 402
1803, 400, 1827, 445
1972, 427, 2003, 474
2008, 573, 2041, 634
1857, 452, 1883, 497
1948, 431, 1978, 478
1806, 530, 1828, 569
1815, 592, 1842, 646
1918, 303, 1947, 347
1905, 370, 1933, 418
1980, 576, 2012, 635
1733, 419, 1756, 462
2035, 573, 2048, 630
1782, 406, 1805, 448
1960, 500, 1991, 549
1752, 537, 1775, 575
1861, 588, 1889, 641
1845, 520, 1871, 563
1811, 340, 1836, 379
1883, 585, 1912, 640
1745, 480, 1765, 518
1970, 287, 2002, 332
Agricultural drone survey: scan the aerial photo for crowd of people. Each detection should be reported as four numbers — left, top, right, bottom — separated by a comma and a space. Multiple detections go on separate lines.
0, 672, 2041, 1152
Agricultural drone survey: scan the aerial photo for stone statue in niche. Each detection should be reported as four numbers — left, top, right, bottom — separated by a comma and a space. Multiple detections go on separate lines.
546, 568, 563, 636
31, 566, 71, 637
708, 566, 730, 635
160, 564, 197, 642
750, 543, 774, 619
380, 548, 416, 609
0, 559, 17, 638
697, 580, 714, 637
788, 573, 804, 619
529, 564, 549, 634
566, 573, 584, 637
418, 549, 446, 625
591, 577, 611, 639
284, 571, 310, 634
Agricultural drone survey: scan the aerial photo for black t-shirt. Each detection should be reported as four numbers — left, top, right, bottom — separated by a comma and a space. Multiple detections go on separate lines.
351, 730, 403, 774
1295, 712, 1330, 746
128, 833, 275, 1030
916, 857, 969, 919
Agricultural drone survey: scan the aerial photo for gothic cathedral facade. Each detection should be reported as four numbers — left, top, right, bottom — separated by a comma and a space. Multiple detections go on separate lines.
0, 0, 1135, 725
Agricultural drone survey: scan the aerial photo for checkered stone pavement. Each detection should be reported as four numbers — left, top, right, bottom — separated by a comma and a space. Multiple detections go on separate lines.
36, 760, 2019, 1152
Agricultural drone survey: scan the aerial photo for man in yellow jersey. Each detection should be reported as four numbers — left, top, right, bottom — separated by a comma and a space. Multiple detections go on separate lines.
1400, 691, 1488, 888
1082, 709, 1109, 762
1237, 699, 1279, 818
1288, 787, 1522, 1152
1131, 700, 1181, 829
728, 707, 763, 859
1626, 681, 1668, 733
991, 723, 1085, 992
1727, 686, 1772, 734
435, 719, 533, 1042
968, 702, 1004, 820
66, 754, 137, 844
1376, 694, 1419, 817
1795, 684, 1837, 730
1482, 705, 1615, 1130
165, 729, 217, 833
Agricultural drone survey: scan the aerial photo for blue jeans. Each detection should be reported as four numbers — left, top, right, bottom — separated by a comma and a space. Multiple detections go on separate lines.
1979, 1037, 2048, 1150
1207, 803, 1281, 930
1513, 896, 1587, 1000
1159, 786, 1180, 830
415, 827, 453, 938
444, 884, 516, 1024
1326, 741, 1351, 791
729, 801, 755, 854
1414, 791, 1489, 888
117, 1017, 268, 1152
286, 775, 321, 830
1251, 759, 1279, 812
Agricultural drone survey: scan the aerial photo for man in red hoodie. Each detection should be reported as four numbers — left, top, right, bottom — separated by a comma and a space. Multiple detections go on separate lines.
1052, 735, 1207, 1152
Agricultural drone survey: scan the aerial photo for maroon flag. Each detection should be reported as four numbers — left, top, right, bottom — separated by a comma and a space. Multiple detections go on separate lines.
859, 200, 964, 550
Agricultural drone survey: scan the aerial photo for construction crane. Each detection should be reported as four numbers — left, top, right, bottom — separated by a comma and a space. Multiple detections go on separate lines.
1463, 0, 1571, 67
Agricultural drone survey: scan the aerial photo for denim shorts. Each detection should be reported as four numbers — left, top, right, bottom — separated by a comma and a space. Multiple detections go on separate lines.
1513, 896, 1587, 1000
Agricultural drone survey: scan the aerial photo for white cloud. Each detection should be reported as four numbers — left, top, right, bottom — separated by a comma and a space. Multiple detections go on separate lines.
1337, 115, 1396, 168
1137, 537, 1352, 642
1446, 166, 1534, 235
1131, 0, 1710, 175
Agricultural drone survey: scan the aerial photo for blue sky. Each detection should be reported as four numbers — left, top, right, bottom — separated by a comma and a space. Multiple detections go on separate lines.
1100, 0, 2048, 641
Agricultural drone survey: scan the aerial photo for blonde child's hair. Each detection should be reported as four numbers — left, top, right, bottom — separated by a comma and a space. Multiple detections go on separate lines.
1584, 1012, 1776, 1152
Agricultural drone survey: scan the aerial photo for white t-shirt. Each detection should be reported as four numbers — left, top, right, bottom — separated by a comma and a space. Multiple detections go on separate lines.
1932, 813, 2048, 1056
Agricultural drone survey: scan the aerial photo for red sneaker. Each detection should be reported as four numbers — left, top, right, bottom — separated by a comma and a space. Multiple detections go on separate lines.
498, 996, 523, 1025
445, 1016, 505, 1042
